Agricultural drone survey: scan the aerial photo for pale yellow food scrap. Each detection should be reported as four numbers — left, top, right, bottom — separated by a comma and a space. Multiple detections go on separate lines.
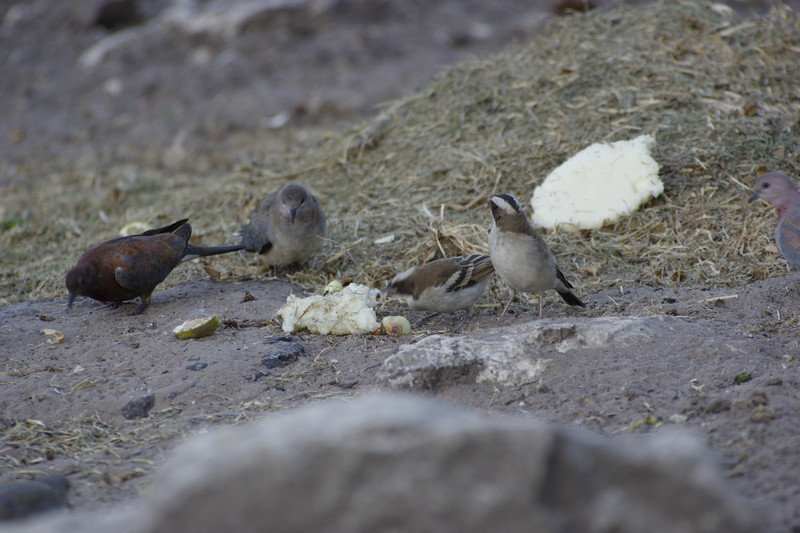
323, 280, 344, 296
382, 315, 411, 336
276, 284, 380, 335
119, 221, 150, 236
41, 329, 65, 344
173, 316, 220, 339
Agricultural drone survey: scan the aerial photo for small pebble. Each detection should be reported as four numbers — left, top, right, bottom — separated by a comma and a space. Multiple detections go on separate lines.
265, 335, 295, 344
704, 397, 732, 414
0, 474, 71, 520
121, 394, 155, 419
262, 342, 304, 368
668, 414, 688, 424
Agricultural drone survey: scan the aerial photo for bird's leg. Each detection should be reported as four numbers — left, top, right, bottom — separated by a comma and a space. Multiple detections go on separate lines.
129, 295, 151, 316
413, 312, 439, 327
500, 290, 515, 319
538, 294, 544, 319
452, 309, 474, 334
130, 302, 148, 316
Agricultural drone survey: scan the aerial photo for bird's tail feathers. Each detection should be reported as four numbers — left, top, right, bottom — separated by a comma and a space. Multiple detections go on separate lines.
183, 244, 245, 261
556, 288, 585, 308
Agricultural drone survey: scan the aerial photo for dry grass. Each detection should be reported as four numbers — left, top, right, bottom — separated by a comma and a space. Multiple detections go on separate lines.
0, 402, 292, 488
3, 1, 800, 310
0, 410, 179, 483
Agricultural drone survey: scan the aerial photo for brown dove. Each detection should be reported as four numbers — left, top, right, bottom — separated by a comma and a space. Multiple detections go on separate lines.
66, 219, 243, 315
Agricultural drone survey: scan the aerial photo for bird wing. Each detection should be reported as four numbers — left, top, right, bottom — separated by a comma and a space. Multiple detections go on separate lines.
113, 235, 184, 294
240, 193, 276, 254
457, 254, 494, 282
554, 266, 575, 290
445, 254, 494, 291
396, 258, 467, 298
139, 218, 188, 236
777, 210, 800, 269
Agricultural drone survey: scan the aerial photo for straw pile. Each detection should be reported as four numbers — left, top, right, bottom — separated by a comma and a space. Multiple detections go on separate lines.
2, 1, 799, 308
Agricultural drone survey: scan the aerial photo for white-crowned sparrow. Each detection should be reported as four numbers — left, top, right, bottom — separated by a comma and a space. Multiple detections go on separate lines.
488, 193, 585, 318
383, 254, 495, 325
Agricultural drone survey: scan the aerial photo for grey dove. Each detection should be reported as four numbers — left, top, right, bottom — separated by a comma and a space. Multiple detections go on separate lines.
488, 193, 585, 318
240, 184, 327, 274
751, 171, 800, 269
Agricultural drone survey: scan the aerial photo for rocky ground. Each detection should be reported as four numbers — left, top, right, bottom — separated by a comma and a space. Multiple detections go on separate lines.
2, 0, 800, 531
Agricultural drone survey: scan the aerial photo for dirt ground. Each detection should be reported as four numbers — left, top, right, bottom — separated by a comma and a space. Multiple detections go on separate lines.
2, 0, 800, 531
2, 275, 800, 530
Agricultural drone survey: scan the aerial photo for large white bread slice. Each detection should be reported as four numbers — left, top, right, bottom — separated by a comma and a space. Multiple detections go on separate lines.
532, 135, 663, 230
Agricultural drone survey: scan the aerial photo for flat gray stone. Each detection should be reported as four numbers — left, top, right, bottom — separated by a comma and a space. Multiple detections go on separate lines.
378, 316, 702, 389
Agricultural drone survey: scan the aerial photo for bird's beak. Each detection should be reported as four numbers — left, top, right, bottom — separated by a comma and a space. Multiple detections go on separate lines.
67, 292, 75, 310
289, 207, 297, 223
380, 286, 395, 300
748, 191, 761, 203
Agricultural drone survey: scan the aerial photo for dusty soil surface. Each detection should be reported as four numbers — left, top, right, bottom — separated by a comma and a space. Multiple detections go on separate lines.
2, 0, 800, 532
2, 275, 800, 531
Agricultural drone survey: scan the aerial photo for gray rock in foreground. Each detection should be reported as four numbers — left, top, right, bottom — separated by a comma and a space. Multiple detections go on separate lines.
5, 394, 756, 533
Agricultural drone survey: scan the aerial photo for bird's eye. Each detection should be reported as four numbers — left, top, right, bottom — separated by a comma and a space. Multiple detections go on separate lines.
762, 182, 770, 189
